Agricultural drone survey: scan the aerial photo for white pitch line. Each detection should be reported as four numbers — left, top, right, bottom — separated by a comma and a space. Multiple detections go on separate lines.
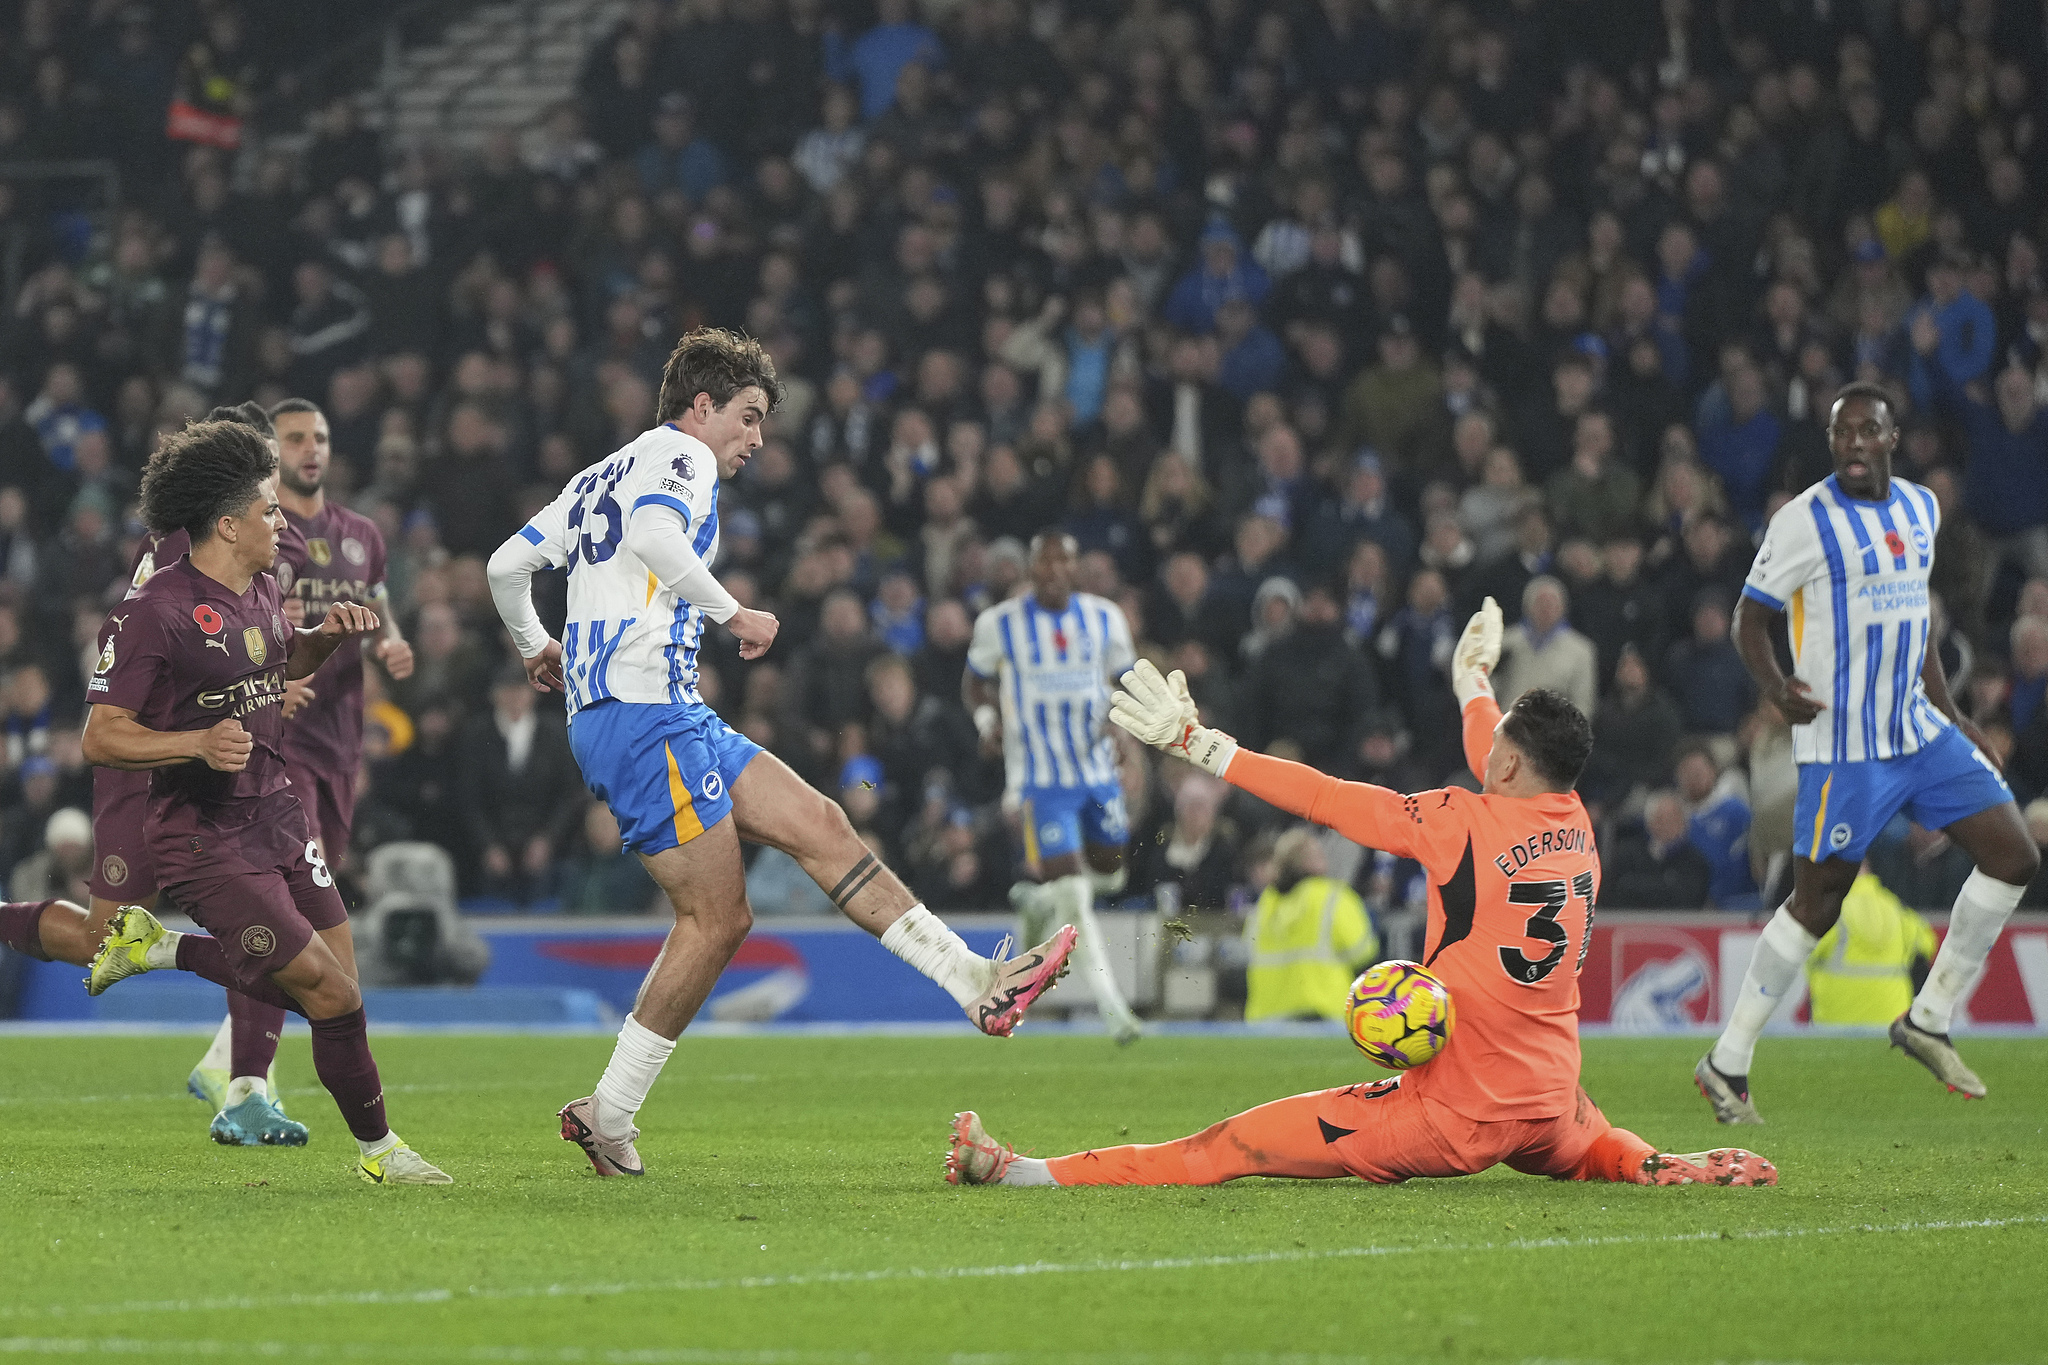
9, 1214, 2044, 1326
0, 1338, 1816, 1365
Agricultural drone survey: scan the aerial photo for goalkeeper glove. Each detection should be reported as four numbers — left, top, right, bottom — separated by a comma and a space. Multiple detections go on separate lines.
1451, 595, 1504, 708
1110, 659, 1238, 777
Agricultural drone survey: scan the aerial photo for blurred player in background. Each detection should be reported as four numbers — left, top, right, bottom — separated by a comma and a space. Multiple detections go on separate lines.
946, 608, 1776, 1191
1698, 382, 2040, 1123
489, 328, 1075, 1178
965, 532, 1143, 1044
82, 419, 448, 1183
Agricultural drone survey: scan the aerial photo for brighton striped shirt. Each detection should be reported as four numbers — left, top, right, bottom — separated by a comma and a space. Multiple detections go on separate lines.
1742, 474, 1947, 765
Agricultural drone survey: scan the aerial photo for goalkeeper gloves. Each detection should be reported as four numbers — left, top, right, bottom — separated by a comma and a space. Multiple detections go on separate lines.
1110, 659, 1238, 777
1451, 595, 1504, 708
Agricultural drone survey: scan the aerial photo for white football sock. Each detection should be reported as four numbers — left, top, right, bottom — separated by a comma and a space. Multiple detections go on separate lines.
1056, 874, 1137, 1028
198, 1014, 233, 1071
1911, 869, 2023, 1033
144, 930, 184, 970
593, 1012, 677, 1139
223, 1075, 266, 1108
357, 1130, 398, 1159
1001, 1155, 1057, 1186
1711, 905, 1817, 1077
880, 904, 992, 1007
1088, 865, 1128, 898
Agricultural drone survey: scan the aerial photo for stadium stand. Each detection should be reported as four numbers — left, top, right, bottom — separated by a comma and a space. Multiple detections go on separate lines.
4, 0, 2048, 944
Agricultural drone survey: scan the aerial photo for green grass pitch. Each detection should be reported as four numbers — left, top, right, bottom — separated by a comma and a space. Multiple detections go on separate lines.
2, 1031, 2043, 1365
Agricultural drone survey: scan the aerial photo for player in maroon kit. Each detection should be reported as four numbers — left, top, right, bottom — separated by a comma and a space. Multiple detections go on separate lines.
0, 404, 316, 1146
82, 418, 450, 1183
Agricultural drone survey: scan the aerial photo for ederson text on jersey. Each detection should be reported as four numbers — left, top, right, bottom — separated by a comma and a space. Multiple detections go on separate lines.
516, 424, 722, 716
967, 593, 1137, 794
1742, 473, 1947, 766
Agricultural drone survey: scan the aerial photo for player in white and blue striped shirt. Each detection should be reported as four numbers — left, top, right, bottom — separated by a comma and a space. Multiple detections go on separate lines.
965, 533, 1143, 1043
1698, 381, 2040, 1121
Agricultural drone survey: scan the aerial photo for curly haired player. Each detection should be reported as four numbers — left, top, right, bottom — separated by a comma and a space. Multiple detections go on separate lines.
946, 603, 1777, 1191
80, 419, 449, 1184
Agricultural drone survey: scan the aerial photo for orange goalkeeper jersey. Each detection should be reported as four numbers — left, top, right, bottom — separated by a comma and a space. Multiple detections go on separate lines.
1223, 694, 1597, 1121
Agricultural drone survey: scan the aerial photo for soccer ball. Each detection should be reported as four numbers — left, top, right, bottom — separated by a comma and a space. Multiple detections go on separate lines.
1345, 960, 1455, 1070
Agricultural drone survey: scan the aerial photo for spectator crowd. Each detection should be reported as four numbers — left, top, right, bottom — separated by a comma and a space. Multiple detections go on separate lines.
5, 0, 2048, 924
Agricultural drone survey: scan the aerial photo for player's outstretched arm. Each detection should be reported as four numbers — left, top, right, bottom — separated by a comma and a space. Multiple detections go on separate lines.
1110, 660, 1428, 858
1451, 597, 1503, 782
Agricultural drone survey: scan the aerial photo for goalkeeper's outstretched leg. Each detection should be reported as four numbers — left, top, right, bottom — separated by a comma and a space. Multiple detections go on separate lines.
946, 1079, 1776, 1188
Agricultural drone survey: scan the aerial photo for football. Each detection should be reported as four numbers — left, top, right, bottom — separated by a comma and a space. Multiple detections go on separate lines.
1346, 960, 1456, 1070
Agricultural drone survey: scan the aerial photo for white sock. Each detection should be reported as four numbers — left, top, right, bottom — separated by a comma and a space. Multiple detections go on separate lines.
881, 904, 993, 1007
1088, 866, 1128, 898
1711, 905, 1817, 1077
223, 1075, 266, 1108
1057, 875, 1136, 1027
1001, 1155, 1057, 1186
198, 1014, 233, 1071
593, 1013, 677, 1139
1911, 869, 2023, 1033
144, 930, 184, 970
357, 1130, 398, 1159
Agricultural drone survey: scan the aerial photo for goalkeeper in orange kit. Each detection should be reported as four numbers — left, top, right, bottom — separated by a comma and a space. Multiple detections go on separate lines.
946, 601, 1777, 1190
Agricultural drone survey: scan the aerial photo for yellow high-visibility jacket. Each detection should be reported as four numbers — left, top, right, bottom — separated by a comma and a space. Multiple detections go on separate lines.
1244, 875, 1379, 1022
1806, 873, 1937, 1025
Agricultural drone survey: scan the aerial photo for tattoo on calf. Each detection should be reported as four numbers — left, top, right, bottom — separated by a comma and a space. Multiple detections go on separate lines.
828, 852, 882, 910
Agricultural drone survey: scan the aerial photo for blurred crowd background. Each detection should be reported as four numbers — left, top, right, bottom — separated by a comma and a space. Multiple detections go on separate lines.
6, 0, 2048, 925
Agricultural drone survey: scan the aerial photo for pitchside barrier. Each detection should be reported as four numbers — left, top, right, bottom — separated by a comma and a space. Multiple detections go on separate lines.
7, 911, 2045, 1029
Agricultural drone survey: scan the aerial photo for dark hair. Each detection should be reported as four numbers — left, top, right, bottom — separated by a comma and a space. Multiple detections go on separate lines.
1829, 380, 1898, 425
140, 420, 279, 543
655, 327, 784, 425
268, 397, 322, 420
205, 401, 275, 439
1501, 687, 1594, 791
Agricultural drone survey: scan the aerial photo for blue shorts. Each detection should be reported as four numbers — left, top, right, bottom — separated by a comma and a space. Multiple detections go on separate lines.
1019, 781, 1128, 863
1794, 722, 2012, 863
568, 699, 763, 856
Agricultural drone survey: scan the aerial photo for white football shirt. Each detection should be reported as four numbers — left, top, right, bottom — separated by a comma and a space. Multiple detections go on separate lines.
516, 424, 721, 716
967, 591, 1136, 791
1742, 473, 1947, 765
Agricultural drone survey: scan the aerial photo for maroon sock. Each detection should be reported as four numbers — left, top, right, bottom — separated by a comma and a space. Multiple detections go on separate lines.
308, 1007, 388, 1142
174, 936, 304, 1016
228, 991, 287, 1079
0, 901, 53, 961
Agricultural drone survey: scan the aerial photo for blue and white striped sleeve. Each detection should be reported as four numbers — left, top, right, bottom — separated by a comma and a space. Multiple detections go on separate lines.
1743, 496, 1825, 613
966, 606, 1005, 680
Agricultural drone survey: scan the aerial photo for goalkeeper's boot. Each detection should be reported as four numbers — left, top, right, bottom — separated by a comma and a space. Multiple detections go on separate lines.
356, 1140, 453, 1185
968, 926, 1078, 1038
559, 1096, 644, 1177
1888, 1014, 1987, 1098
1637, 1148, 1778, 1187
86, 905, 165, 996
1694, 1053, 1764, 1124
210, 1087, 309, 1147
945, 1111, 1016, 1185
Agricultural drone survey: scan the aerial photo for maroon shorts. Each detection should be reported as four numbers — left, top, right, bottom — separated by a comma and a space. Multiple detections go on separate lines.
291, 764, 357, 857
162, 796, 347, 992
89, 768, 156, 903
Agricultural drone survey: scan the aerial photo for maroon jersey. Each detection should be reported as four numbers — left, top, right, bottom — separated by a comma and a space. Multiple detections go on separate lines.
276, 503, 387, 783
92, 559, 297, 884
